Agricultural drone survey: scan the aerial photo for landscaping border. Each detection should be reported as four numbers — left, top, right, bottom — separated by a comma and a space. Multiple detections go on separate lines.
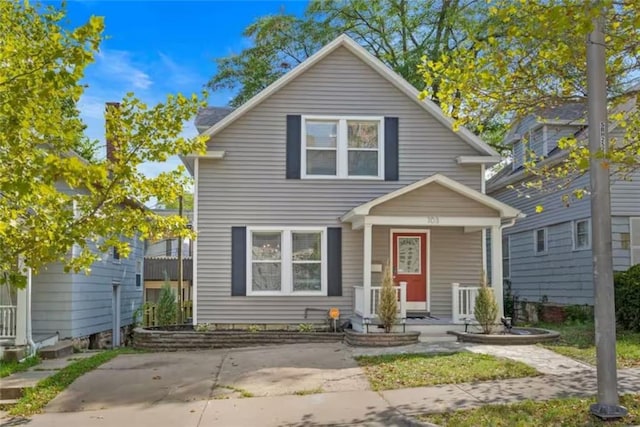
132, 327, 344, 351
344, 330, 420, 347
448, 328, 560, 345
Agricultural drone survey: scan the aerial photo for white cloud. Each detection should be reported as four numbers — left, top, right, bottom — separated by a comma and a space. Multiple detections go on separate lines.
158, 52, 204, 89
95, 49, 152, 90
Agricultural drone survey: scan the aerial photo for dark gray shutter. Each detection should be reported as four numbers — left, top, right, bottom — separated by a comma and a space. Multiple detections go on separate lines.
231, 226, 247, 296
384, 117, 399, 181
286, 115, 302, 179
327, 227, 342, 297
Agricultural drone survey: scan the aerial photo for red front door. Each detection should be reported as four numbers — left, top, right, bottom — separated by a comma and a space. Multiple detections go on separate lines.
392, 232, 427, 303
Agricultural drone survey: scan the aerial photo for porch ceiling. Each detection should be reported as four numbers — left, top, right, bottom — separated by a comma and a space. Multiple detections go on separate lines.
341, 174, 522, 229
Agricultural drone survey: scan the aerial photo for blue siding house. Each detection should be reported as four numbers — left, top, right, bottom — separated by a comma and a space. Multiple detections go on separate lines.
488, 102, 640, 305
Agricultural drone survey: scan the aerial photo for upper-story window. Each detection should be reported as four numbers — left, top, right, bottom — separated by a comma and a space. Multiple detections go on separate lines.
302, 116, 384, 179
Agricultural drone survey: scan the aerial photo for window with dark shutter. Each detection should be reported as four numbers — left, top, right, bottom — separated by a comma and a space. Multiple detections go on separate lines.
231, 226, 247, 296
384, 117, 399, 181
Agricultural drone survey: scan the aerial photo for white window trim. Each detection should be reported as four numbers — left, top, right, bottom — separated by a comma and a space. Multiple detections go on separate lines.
534, 228, 548, 255
542, 125, 548, 156
573, 219, 592, 251
301, 115, 384, 180
246, 226, 328, 296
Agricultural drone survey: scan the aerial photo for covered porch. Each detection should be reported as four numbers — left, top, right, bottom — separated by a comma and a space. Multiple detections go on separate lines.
341, 174, 522, 333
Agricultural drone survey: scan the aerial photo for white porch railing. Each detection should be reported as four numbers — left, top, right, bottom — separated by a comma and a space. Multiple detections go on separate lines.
451, 283, 483, 324
0, 305, 17, 338
354, 282, 407, 320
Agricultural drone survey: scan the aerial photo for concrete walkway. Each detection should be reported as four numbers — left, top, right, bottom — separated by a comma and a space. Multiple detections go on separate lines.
1, 343, 639, 427
5, 367, 639, 427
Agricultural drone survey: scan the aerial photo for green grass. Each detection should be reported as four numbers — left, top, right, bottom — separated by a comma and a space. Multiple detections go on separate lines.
0, 355, 40, 378
293, 387, 323, 396
214, 384, 254, 399
355, 352, 539, 391
540, 322, 640, 368
8, 348, 139, 416
419, 394, 640, 427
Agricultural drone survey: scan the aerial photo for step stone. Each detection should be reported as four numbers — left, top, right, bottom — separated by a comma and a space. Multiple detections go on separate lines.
39, 340, 73, 360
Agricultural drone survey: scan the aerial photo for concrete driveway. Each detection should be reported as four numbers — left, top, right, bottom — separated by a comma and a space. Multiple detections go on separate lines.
44, 343, 370, 413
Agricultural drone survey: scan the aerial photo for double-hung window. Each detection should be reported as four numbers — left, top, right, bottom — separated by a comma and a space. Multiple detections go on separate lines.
534, 228, 547, 254
302, 116, 383, 179
574, 219, 591, 250
248, 227, 327, 295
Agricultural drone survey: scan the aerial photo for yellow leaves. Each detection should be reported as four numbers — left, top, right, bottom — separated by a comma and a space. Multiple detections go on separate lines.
535, 205, 544, 214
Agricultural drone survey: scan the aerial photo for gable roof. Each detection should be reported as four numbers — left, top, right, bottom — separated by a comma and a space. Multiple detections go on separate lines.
341, 173, 522, 222
200, 34, 498, 158
195, 107, 234, 133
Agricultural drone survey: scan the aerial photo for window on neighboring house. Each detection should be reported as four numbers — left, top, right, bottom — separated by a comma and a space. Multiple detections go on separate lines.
136, 260, 142, 288
502, 236, 510, 279
534, 228, 547, 254
112, 246, 121, 264
248, 227, 326, 295
302, 116, 383, 179
574, 219, 591, 250
631, 217, 640, 265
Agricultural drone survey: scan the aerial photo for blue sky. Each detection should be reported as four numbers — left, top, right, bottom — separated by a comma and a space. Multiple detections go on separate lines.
64, 0, 308, 176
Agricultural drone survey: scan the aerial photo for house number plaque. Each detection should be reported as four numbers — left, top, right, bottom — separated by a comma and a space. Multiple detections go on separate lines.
426, 216, 439, 224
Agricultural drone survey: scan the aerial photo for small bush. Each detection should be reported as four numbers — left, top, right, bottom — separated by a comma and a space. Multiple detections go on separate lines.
157, 281, 177, 326
297, 323, 314, 332
615, 264, 640, 332
475, 273, 498, 334
563, 305, 593, 323
377, 261, 398, 333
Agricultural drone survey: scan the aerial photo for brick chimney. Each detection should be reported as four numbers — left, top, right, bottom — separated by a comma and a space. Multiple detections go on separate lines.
105, 102, 120, 162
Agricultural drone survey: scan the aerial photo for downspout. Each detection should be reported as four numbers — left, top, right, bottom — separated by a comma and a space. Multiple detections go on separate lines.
26, 267, 36, 357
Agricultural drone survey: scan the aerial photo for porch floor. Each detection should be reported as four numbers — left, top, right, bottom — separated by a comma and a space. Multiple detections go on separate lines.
404, 316, 456, 325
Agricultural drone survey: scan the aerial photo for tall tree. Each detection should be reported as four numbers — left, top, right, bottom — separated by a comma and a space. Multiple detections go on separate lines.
0, 1, 207, 286
208, 0, 488, 106
420, 0, 640, 186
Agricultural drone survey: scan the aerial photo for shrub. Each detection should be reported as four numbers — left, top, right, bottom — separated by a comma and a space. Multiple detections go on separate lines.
297, 323, 314, 332
614, 264, 640, 332
475, 273, 498, 334
157, 281, 177, 326
377, 261, 398, 333
563, 304, 593, 323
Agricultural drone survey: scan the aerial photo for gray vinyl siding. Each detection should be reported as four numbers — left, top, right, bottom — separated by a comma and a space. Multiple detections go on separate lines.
371, 226, 483, 317
612, 216, 631, 271
504, 216, 630, 305
507, 221, 594, 305
611, 170, 640, 216
71, 236, 144, 337
545, 125, 580, 153
530, 127, 545, 157
196, 46, 485, 324
31, 236, 144, 340
31, 263, 74, 338
370, 183, 498, 217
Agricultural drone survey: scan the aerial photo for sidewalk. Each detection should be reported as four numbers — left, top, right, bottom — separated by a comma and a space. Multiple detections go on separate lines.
7, 367, 640, 427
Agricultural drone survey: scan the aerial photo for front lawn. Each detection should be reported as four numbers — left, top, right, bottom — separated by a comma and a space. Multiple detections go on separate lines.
540, 322, 640, 368
355, 352, 538, 391
419, 394, 640, 427
0, 355, 40, 378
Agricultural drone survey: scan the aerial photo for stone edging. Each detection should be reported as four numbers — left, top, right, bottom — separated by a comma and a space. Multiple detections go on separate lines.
132, 327, 344, 351
344, 330, 420, 347
447, 328, 560, 345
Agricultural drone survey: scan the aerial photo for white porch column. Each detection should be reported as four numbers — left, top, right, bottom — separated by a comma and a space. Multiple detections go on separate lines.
490, 225, 504, 318
14, 287, 27, 345
363, 223, 372, 321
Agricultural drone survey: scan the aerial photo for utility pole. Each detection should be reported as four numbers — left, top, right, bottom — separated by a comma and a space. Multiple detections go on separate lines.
177, 194, 184, 325
587, 3, 627, 420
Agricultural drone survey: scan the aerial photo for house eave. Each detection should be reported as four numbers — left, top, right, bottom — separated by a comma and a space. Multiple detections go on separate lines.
457, 156, 502, 165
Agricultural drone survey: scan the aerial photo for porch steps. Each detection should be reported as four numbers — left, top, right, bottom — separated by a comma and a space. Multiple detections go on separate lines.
0, 369, 50, 400
418, 333, 458, 343
1, 346, 26, 362
39, 340, 73, 360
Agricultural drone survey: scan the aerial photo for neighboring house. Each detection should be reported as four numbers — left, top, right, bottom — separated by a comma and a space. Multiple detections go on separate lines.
488, 101, 640, 305
1, 128, 144, 356
183, 34, 522, 333
143, 209, 193, 306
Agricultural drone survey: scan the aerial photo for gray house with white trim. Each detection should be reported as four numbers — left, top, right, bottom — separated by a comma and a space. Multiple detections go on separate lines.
185, 35, 522, 332
488, 102, 640, 305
